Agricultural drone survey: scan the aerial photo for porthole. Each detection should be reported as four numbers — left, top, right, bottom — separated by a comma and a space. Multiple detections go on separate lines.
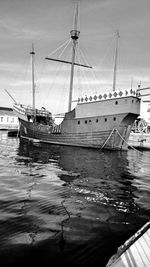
96, 119, 98, 123
85, 120, 87, 124
113, 117, 116, 121
105, 118, 107, 122
115, 101, 118, 105
78, 121, 80, 125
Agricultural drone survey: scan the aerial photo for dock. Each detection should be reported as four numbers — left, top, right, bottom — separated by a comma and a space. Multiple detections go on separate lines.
106, 221, 150, 267
128, 132, 150, 150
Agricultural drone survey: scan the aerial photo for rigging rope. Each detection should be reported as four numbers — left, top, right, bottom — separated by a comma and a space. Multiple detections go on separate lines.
75, 46, 94, 96
47, 38, 71, 58
102, 127, 150, 158
58, 39, 71, 58
78, 47, 91, 68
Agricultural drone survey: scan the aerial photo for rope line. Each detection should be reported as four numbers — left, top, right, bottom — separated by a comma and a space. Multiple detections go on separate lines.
115, 128, 150, 157
101, 128, 116, 149
47, 38, 71, 57
101, 127, 150, 157
58, 39, 71, 59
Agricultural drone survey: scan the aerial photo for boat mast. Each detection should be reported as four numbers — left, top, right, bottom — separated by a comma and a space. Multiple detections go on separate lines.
68, 0, 80, 112
113, 31, 120, 92
30, 44, 35, 110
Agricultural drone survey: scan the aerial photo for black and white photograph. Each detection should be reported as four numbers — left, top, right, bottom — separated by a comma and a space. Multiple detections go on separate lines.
0, 0, 150, 266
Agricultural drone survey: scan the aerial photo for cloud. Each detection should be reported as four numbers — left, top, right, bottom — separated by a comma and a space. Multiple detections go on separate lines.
0, 18, 44, 40
0, 62, 22, 72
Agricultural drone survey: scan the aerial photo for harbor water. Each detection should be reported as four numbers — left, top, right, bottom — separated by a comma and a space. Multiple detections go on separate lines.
0, 131, 150, 266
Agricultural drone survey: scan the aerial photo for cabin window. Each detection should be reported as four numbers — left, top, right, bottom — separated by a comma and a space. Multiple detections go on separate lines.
115, 101, 118, 105
132, 100, 134, 103
113, 117, 116, 121
0, 117, 3, 122
96, 119, 98, 123
85, 120, 87, 124
78, 121, 80, 125
89, 120, 92, 123
105, 118, 107, 122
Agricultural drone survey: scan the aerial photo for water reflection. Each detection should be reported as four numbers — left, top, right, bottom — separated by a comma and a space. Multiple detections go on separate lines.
17, 140, 148, 215
0, 133, 150, 266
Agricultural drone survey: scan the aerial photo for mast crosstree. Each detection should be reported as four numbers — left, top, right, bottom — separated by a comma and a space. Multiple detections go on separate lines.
45, 0, 92, 112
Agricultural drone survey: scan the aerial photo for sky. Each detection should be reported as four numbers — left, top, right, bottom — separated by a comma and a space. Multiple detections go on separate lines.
0, 0, 150, 115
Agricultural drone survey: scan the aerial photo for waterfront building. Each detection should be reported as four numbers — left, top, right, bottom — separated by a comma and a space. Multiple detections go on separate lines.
0, 107, 19, 130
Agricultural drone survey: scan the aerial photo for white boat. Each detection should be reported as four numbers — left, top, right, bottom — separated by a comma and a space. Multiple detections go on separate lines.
106, 221, 150, 267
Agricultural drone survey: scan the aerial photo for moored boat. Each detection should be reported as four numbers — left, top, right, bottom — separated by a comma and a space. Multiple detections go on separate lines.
106, 221, 150, 267
11, 1, 141, 150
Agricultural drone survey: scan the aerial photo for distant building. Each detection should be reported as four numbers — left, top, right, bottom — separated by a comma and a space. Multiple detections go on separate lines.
0, 107, 19, 130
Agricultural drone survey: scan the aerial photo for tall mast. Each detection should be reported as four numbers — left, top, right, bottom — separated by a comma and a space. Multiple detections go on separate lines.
30, 44, 35, 110
113, 31, 120, 92
68, 0, 80, 112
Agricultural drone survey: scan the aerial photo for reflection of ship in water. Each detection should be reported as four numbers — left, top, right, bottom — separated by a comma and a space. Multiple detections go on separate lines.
17, 139, 149, 215
18, 139, 131, 180
15, 139, 150, 266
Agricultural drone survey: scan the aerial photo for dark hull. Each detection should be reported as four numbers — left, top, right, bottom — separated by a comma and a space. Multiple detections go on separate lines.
19, 116, 135, 151
17, 92, 141, 150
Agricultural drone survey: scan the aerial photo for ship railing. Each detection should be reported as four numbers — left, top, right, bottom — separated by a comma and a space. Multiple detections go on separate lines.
77, 88, 140, 104
25, 108, 52, 117
14, 104, 52, 117
13, 104, 26, 114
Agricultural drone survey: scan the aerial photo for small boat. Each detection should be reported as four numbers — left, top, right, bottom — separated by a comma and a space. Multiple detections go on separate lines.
11, 1, 141, 150
106, 221, 150, 267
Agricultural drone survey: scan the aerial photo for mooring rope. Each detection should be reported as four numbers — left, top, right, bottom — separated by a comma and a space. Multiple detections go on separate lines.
101, 127, 150, 157
101, 127, 116, 149
115, 128, 150, 158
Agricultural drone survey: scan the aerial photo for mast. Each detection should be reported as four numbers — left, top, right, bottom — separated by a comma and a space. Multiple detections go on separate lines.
45, 1, 92, 111
113, 31, 120, 92
68, 0, 80, 112
30, 44, 35, 110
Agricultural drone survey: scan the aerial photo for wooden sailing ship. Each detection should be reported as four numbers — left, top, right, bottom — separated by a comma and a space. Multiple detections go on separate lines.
12, 1, 141, 150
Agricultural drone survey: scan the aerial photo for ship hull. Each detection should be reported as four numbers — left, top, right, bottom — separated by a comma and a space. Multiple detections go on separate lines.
19, 113, 137, 151
16, 91, 141, 151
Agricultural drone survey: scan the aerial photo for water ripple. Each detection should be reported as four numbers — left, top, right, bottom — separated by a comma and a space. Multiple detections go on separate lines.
0, 131, 150, 266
